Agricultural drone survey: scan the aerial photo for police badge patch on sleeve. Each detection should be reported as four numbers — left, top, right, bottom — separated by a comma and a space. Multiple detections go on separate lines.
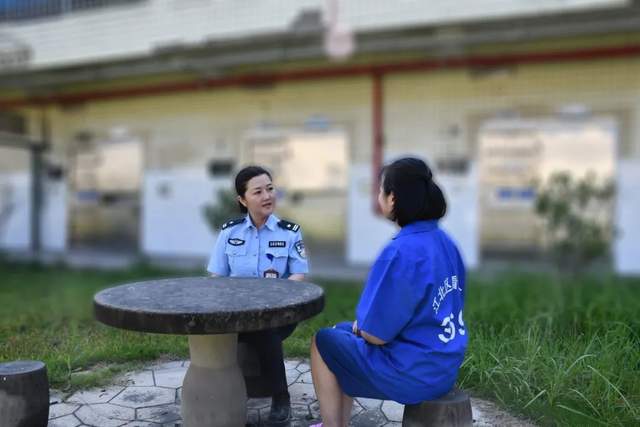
294, 241, 306, 258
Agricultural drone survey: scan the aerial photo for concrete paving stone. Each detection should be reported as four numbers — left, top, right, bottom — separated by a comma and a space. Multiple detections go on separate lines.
351, 399, 365, 415
309, 400, 320, 420
148, 360, 184, 371
383, 422, 402, 426
247, 397, 271, 410
288, 382, 317, 404
67, 386, 125, 404
284, 359, 300, 371
259, 403, 312, 424
350, 409, 388, 427
286, 368, 301, 385
472, 403, 490, 427
75, 403, 135, 427
291, 403, 314, 421
295, 362, 310, 374
309, 400, 362, 421
49, 402, 80, 419
470, 397, 537, 427
356, 397, 384, 411
50, 389, 65, 405
153, 367, 187, 389
120, 370, 155, 387
110, 386, 176, 409
121, 422, 160, 427
137, 403, 181, 423
47, 414, 82, 427
296, 371, 313, 384
381, 400, 404, 423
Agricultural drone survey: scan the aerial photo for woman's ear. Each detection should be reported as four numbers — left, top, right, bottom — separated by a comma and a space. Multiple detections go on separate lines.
237, 195, 247, 208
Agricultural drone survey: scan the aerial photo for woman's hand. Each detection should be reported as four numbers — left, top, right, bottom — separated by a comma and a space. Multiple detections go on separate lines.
353, 320, 386, 345
360, 330, 387, 346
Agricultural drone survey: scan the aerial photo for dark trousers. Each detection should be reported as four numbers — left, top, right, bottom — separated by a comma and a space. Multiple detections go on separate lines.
238, 324, 296, 399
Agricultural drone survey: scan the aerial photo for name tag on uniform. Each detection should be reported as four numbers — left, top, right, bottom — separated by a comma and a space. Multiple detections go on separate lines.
268, 241, 286, 248
227, 238, 245, 246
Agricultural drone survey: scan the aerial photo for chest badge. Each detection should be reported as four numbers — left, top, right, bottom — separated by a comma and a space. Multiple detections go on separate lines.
263, 269, 280, 279
269, 241, 286, 248
264, 253, 280, 278
227, 238, 245, 246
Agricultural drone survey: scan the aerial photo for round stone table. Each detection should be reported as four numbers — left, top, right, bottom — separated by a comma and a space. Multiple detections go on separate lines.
94, 276, 324, 427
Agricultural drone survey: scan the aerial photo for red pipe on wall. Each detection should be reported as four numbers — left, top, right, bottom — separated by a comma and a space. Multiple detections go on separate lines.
372, 72, 384, 214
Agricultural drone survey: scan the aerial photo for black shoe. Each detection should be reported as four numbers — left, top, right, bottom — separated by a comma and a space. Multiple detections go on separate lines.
267, 395, 291, 426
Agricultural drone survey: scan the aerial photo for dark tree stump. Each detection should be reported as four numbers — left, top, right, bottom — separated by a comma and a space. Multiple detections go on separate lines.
0, 361, 49, 427
402, 387, 472, 427
237, 342, 272, 398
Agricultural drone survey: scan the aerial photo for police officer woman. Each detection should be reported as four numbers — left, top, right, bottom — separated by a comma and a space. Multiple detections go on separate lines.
207, 165, 308, 425
309, 157, 467, 427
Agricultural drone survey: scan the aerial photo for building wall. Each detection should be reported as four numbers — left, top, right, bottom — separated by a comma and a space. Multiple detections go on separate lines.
39, 78, 372, 259
11, 53, 640, 272
0, 0, 624, 70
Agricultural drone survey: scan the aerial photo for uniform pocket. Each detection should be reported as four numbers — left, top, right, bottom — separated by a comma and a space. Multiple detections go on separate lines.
225, 245, 247, 257
264, 247, 288, 276
225, 245, 252, 275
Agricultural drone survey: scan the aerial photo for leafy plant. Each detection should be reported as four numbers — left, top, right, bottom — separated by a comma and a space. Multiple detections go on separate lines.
202, 188, 240, 230
534, 171, 615, 273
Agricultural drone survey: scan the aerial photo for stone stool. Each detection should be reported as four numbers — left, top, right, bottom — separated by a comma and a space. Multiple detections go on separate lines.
402, 387, 472, 427
237, 342, 272, 398
0, 360, 49, 427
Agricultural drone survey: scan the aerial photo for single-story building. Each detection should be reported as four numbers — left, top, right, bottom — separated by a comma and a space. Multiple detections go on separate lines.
1, 0, 639, 273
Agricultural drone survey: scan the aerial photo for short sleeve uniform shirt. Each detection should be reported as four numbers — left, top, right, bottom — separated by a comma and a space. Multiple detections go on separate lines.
354, 220, 467, 402
207, 214, 309, 278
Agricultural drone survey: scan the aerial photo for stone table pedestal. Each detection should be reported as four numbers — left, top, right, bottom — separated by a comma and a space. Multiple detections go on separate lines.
94, 277, 324, 427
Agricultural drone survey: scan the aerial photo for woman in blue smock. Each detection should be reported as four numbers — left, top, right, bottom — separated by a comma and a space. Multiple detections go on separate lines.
310, 157, 467, 427
207, 165, 309, 425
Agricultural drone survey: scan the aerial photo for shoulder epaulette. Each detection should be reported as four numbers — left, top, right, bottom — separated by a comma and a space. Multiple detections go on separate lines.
221, 217, 246, 230
277, 219, 300, 232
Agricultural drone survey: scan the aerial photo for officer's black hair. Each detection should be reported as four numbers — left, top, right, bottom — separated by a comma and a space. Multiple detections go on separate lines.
234, 165, 273, 213
380, 157, 446, 226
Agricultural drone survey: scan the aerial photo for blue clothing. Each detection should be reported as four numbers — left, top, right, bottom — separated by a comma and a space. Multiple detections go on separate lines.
207, 213, 309, 278
317, 220, 467, 404
316, 322, 390, 400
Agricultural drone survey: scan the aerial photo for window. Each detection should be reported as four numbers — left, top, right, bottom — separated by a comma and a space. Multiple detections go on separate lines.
0, 0, 144, 23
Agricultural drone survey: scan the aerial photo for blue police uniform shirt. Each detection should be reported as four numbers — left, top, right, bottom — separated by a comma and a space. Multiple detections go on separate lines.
207, 214, 309, 278
355, 220, 467, 403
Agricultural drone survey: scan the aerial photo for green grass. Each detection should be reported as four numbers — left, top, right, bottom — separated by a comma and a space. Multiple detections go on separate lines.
0, 262, 359, 391
459, 272, 640, 426
0, 262, 638, 426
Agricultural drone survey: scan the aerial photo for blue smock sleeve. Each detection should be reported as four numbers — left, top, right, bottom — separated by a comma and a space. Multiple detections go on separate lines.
287, 229, 309, 275
206, 228, 230, 276
356, 246, 422, 342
